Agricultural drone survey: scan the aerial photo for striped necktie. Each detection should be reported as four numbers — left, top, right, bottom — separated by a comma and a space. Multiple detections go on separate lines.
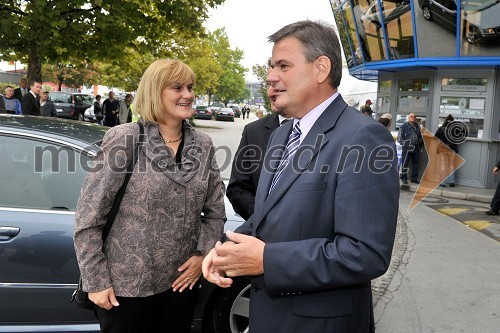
269, 121, 301, 193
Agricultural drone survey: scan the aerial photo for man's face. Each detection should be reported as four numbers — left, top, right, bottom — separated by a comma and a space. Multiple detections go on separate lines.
267, 37, 317, 119
31, 82, 42, 95
4, 87, 14, 98
20, 79, 27, 88
109, 92, 115, 99
126, 95, 133, 103
408, 113, 416, 124
40, 92, 49, 101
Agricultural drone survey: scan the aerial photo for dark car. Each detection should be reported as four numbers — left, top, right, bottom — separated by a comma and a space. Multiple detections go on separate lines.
420, 0, 500, 44
0, 115, 248, 333
192, 105, 213, 120
48, 92, 94, 121
215, 107, 235, 122
230, 105, 241, 118
361, 0, 411, 30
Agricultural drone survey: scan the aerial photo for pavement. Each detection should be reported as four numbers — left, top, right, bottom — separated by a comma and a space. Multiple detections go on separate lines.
371, 184, 500, 332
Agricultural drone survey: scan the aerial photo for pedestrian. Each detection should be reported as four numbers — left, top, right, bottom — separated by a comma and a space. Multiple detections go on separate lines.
360, 99, 373, 117
227, 84, 291, 221
102, 91, 120, 127
118, 93, 133, 125
2, 85, 22, 114
39, 89, 57, 117
74, 59, 226, 333
21, 80, 42, 116
435, 114, 459, 187
94, 95, 103, 125
14, 78, 29, 101
485, 160, 500, 215
398, 112, 423, 184
202, 20, 399, 332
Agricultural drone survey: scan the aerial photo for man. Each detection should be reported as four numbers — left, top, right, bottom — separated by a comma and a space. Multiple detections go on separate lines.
118, 93, 133, 125
203, 20, 399, 332
39, 89, 57, 117
485, 160, 500, 215
2, 86, 22, 114
14, 78, 29, 101
360, 99, 373, 117
94, 95, 103, 124
397, 112, 423, 184
102, 91, 120, 127
227, 85, 290, 221
21, 80, 42, 116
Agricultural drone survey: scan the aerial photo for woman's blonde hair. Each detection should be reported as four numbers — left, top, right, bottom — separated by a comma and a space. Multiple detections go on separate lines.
133, 59, 196, 124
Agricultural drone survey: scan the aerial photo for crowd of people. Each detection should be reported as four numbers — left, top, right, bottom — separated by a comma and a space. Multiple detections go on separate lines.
0, 78, 134, 127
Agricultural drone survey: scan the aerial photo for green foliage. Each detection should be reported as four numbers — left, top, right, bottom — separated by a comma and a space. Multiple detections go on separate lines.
252, 63, 271, 112
0, 0, 224, 83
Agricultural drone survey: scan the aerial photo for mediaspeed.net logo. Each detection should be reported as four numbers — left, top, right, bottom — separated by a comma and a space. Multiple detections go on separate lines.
407, 121, 468, 211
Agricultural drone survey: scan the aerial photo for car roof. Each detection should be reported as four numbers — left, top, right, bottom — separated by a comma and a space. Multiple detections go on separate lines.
0, 115, 108, 149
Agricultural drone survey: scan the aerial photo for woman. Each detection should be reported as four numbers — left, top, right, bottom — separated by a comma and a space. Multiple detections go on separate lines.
74, 59, 226, 332
435, 114, 459, 187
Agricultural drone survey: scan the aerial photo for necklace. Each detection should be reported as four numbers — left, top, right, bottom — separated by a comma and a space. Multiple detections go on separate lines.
163, 136, 182, 144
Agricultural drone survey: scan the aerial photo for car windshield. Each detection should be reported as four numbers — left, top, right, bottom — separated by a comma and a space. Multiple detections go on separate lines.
49, 92, 72, 103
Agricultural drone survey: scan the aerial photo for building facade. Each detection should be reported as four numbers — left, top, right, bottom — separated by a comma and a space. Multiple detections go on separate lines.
330, 0, 500, 188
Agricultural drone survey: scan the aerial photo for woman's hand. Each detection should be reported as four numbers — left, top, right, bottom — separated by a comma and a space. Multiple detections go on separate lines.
89, 287, 119, 310
172, 255, 203, 292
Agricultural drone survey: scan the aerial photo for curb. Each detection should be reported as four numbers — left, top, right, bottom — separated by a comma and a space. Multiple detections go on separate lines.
400, 184, 492, 204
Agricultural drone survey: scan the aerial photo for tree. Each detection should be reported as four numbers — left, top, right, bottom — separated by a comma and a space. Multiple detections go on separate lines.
42, 60, 100, 91
206, 29, 247, 105
0, 0, 224, 83
252, 64, 271, 112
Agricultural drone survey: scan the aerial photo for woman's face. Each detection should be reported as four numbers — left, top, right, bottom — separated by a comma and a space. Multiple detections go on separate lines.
160, 81, 194, 122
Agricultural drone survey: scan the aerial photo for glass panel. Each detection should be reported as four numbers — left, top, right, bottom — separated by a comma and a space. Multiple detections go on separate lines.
460, 0, 500, 56
379, 79, 392, 94
398, 78, 430, 91
395, 113, 426, 129
440, 116, 483, 138
377, 96, 391, 115
441, 78, 488, 92
342, 1, 364, 67
413, 0, 457, 57
334, 7, 356, 68
382, 0, 415, 59
354, 0, 385, 61
439, 96, 485, 117
398, 95, 429, 113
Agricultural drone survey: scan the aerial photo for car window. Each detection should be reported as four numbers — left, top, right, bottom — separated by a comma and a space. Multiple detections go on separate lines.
0, 136, 90, 211
48, 92, 72, 103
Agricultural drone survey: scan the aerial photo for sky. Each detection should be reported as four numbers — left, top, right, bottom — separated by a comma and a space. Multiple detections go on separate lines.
204, 0, 336, 82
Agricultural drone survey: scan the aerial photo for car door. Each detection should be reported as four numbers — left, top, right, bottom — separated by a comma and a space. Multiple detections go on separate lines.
0, 133, 99, 331
432, 0, 457, 31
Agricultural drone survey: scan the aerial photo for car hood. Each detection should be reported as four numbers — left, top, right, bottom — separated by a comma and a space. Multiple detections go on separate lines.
465, 2, 500, 29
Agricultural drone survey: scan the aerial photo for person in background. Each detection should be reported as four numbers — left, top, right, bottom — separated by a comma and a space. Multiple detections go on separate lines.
94, 95, 103, 125
203, 20, 399, 332
485, 160, 500, 215
102, 91, 120, 127
14, 78, 29, 101
360, 99, 373, 117
74, 59, 226, 333
118, 93, 133, 125
39, 89, 57, 117
226, 83, 291, 221
2, 86, 22, 114
21, 80, 42, 116
435, 114, 460, 187
398, 112, 423, 184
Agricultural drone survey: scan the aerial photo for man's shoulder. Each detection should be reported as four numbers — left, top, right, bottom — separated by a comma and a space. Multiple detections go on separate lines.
247, 113, 279, 131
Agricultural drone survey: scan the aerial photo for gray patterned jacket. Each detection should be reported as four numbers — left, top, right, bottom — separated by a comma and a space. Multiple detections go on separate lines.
74, 120, 226, 297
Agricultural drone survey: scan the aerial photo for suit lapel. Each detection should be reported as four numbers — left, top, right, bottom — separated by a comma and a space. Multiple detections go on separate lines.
254, 95, 349, 230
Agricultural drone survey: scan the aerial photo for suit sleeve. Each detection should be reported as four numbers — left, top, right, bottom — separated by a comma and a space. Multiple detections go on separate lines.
226, 125, 256, 220
21, 95, 33, 115
263, 122, 399, 295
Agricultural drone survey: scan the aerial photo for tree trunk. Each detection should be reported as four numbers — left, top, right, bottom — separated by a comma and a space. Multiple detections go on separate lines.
27, 43, 42, 84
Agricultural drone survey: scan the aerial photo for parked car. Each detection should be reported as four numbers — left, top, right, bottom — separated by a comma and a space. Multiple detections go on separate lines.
83, 104, 97, 123
192, 105, 213, 120
230, 105, 241, 118
215, 107, 235, 122
48, 92, 94, 121
361, 0, 411, 30
419, 0, 500, 44
0, 114, 248, 333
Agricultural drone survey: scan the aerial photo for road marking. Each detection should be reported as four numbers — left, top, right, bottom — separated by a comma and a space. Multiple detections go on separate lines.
464, 220, 492, 231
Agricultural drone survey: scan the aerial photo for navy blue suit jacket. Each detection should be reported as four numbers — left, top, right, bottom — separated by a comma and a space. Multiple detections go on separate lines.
234, 95, 399, 332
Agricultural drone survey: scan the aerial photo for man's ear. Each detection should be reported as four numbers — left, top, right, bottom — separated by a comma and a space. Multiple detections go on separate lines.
314, 56, 331, 84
